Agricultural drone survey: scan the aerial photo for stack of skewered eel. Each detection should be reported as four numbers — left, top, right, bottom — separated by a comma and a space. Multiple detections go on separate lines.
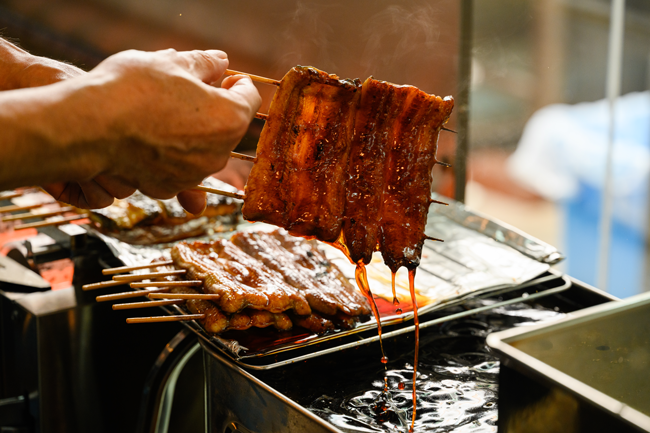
85, 229, 371, 335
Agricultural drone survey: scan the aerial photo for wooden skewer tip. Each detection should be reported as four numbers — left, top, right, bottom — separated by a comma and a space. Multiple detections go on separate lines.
112, 299, 185, 310
102, 260, 174, 275
82, 279, 130, 291
229, 152, 257, 163
13, 213, 89, 230
95, 287, 170, 303
130, 280, 203, 288
112, 269, 186, 282
193, 185, 245, 200
224, 69, 280, 86
148, 293, 219, 300
126, 314, 205, 324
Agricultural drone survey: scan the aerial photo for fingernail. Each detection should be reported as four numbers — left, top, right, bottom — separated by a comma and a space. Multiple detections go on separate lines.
209, 50, 228, 60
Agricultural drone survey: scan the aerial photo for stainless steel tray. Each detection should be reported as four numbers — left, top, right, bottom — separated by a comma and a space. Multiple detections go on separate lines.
487, 290, 650, 432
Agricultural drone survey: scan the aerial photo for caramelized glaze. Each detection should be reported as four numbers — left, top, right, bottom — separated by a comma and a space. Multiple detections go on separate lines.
243, 67, 361, 242
232, 230, 370, 317
170, 230, 371, 334
243, 67, 453, 276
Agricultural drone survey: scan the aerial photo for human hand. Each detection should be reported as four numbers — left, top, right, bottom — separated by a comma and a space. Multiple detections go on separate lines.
43, 48, 261, 212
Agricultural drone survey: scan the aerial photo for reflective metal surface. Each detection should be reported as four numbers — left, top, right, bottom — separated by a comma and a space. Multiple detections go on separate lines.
202, 341, 341, 433
488, 290, 650, 432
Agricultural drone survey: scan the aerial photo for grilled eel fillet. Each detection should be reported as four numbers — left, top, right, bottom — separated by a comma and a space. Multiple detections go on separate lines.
231, 229, 370, 316
91, 177, 240, 244
242, 66, 361, 242
242, 67, 454, 272
169, 232, 369, 334
171, 240, 312, 315
369, 79, 453, 272
168, 286, 293, 333
171, 232, 371, 316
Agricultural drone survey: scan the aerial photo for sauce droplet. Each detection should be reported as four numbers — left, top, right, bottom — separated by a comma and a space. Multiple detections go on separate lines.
396, 308, 403, 314
380, 355, 389, 364
398, 382, 405, 390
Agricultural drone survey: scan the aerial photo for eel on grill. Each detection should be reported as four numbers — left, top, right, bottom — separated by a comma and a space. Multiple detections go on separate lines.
91, 177, 240, 244
169, 229, 370, 334
242, 66, 454, 273
168, 286, 293, 333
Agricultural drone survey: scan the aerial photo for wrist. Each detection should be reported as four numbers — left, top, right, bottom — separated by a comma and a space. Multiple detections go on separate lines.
0, 75, 116, 189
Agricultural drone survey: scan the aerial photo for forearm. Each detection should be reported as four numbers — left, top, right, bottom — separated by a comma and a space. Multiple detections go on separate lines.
0, 38, 85, 91
0, 77, 114, 190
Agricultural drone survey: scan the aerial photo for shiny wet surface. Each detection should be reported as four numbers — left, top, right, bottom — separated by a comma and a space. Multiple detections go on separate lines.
252, 300, 564, 432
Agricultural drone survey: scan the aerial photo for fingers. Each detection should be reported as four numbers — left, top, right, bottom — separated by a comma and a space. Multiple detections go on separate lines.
43, 181, 114, 209
177, 190, 207, 215
76, 180, 116, 209
175, 50, 229, 84
93, 174, 136, 200
221, 75, 262, 114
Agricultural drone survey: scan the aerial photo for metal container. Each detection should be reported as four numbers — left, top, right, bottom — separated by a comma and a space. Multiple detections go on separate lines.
201, 277, 615, 433
487, 288, 650, 432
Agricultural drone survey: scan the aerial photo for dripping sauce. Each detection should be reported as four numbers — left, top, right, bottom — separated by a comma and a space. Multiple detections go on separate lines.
331, 236, 422, 429
407, 268, 419, 433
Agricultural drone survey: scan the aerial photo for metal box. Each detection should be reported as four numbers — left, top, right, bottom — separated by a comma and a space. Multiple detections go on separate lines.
487, 291, 650, 432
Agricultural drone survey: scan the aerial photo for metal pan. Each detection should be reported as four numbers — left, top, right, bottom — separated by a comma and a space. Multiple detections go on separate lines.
487, 290, 650, 432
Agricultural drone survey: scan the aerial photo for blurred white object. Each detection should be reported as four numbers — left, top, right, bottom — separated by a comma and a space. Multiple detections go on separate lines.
508, 91, 650, 232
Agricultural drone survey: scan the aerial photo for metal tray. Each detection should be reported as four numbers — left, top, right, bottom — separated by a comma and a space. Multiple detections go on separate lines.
165, 270, 571, 369
487, 290, 650, 432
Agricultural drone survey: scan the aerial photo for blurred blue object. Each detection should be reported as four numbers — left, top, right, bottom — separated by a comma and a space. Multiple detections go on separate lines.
508, 92, 650, 297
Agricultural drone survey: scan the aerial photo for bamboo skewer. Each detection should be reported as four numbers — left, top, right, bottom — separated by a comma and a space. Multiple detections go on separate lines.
223, 68, 459, 138
102, 260, 174, 275
126, 314, 205, 324
112, 299, 184, 310
149, 293, 220, 300
229, 152, 257, 163
14, 214, 89, 230
2, 207, 74, 222
83, 280, 131, 291
193, 185, 245, 200
0, 203, 44, 214
0, 191, 24, 201
96, 287, 170, 302
112, 269, 186, 282
130, 280, 202, 288
224, 69, 280, 86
